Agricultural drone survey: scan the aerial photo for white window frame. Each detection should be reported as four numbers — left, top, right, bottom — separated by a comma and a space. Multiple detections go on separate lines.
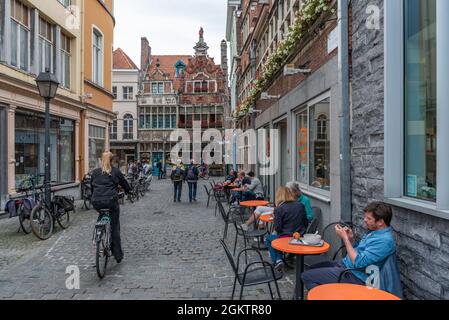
122, 86, 133, 100
151, 82, 164, 94
384, 0, 449, 218
60, 32, 71, 89
293, 91, 331, 198
92, 26, 104, 86
39, 17, 53, 73
10, 1, 30, 72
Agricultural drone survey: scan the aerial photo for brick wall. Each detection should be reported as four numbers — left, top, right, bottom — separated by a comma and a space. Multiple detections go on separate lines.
351, 0, 449, 300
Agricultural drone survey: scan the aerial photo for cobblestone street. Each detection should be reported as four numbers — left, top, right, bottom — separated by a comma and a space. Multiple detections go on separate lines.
0, 179, 296, 300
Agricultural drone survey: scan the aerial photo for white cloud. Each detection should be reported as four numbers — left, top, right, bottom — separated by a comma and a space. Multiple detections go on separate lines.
114, 0, 227, 67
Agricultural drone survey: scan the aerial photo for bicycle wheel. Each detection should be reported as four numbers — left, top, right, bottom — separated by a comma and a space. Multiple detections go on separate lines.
95, 230, 109, 279
56, 209, 70, 229
18, 205, 32, 234
30, 204, 54, 240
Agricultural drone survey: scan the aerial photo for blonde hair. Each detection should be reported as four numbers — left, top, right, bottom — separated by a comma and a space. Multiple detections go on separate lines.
275, 187, 296, 207
101, 151, 113, 175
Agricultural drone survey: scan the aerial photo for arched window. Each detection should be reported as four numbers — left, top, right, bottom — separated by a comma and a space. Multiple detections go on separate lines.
123, 114, 133, 140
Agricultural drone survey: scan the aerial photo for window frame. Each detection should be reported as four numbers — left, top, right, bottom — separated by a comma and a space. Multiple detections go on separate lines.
293, 91, 331, 198
10, 0, 30, 72
384, 0, 449, 217
92, 26, 104, 86
60, 32, 71, 88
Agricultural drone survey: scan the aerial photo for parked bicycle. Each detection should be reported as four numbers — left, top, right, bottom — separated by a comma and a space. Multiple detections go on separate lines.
93, 209, 112, 279
29, 182, 75, 240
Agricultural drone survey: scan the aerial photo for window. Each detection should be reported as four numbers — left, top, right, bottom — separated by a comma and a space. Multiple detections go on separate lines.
15, 111, 75, 186
10, 0, 29, 71
112, 86, 117, 99
123, 86, 133, 100
88, 125, 105, 169
296, 96, 331, 191
110, 120, 117, 140
58, 0, 71, 8
39, 18, 53, 73
123, 114, 133, 140
404, 0, 437, 201
151, 82, 164, 94
92, 28, 103, 85
60, 33, 71, 88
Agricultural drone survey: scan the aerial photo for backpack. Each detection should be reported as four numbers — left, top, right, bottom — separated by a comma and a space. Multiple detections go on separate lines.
172, 167, 183, 181
187, 166, 197, 180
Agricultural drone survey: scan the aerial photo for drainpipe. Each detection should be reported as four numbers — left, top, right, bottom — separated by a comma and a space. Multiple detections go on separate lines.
338, 0, 352, 223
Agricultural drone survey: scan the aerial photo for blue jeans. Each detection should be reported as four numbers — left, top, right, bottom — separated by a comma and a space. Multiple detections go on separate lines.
301, 261, 364, 290
188, 182, 197, 201
173, 181, 183, 201
235, 191, 256, 202
265, 234, 283, 264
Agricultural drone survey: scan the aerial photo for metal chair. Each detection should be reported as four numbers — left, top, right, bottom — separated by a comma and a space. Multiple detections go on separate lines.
305, 207, 322, 234
220, 240, 282, 300
218, 201, 245, 240
231, 220, 268, 256
203, 185, 212, 208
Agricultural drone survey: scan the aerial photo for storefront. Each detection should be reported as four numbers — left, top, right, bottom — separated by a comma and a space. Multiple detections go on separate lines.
14, 108, 76, 188
110, 143, 138, 174
88, 124, 106, 170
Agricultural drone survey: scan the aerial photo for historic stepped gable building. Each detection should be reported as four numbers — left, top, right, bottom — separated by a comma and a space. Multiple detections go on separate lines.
138, 29, 229, 173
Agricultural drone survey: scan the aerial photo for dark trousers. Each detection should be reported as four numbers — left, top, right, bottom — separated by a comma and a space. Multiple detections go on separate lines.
158, 169, 163, 179
301, 261, 365, 290
188, 182, 197, 201
174, 181, 183, 201
94, 200, 123, 260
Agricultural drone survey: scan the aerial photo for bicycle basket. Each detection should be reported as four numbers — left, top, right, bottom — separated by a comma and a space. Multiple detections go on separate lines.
54, 195, 75, 213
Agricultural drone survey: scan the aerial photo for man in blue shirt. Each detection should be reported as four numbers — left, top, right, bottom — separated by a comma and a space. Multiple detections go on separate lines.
301, 202, 396, 290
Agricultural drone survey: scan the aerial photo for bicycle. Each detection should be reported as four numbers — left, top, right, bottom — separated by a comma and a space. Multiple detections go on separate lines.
29, 184, 74, 240
93, 209, 112, 279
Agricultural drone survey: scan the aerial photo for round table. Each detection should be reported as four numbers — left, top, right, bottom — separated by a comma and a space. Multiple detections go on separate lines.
272, 237, 330, 300
307, 283, 401, 300
240, 200, 270, 207
259, 213, 274, 223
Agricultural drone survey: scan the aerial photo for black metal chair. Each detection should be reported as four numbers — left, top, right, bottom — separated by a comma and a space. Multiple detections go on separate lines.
305, 207, 322, 234
304, 222, 352, 269
203, 185, 212, 208
213, 187, 228, 216
231, 220, 268, 256
217, 201, 248, 240
220, 240, 282, 300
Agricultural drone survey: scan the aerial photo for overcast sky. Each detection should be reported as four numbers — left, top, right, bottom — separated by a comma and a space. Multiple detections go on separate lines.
114, 0, 228, 67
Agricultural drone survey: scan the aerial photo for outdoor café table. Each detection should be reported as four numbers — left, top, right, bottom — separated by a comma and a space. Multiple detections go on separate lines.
259, 213, 274, 233
272, 237, 330, 300
307, 283, 401, 300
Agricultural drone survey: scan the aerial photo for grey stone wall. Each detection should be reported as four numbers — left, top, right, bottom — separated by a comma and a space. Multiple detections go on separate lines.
351, 0, 449, 300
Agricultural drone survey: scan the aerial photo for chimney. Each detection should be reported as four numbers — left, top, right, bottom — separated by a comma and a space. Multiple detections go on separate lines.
141, 37, 151, 71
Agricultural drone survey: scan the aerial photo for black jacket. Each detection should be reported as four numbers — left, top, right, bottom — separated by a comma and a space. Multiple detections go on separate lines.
91, 167, 131, 202
274, 202, 309, 237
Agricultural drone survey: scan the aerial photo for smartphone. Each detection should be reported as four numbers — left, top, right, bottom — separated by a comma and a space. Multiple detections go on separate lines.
338, 221, 352, 229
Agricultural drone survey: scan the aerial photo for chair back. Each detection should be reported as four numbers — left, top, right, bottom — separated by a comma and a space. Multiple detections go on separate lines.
217, 201, 228, 222
203, 185, 210, 196
306, 207, 322, 234
220, 240, 238, 275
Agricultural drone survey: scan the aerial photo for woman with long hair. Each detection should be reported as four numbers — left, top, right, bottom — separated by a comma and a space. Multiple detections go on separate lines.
91, 151, 131, 263
265, 187, 308, 272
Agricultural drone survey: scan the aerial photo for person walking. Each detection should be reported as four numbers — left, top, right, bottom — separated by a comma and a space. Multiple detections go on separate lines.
91, 151, 131, 263
170, 159, 186, 202
186, 160, 199, 203
157, 160, 163, 180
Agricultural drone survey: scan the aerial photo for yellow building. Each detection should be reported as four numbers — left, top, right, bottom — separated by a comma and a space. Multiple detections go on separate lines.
80, 0, 115, 176
0, 0, 84, 204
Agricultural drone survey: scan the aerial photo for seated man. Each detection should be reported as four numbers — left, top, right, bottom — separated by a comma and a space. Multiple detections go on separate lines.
236, 171, 264, 202
301, 202, 396, 290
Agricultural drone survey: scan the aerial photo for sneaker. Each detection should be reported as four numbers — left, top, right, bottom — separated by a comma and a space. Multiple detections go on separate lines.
274, 260, 284, 272
240, 224, 249, 231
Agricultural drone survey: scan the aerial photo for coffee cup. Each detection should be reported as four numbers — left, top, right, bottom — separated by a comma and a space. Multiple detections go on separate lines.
302, 234, 322, 245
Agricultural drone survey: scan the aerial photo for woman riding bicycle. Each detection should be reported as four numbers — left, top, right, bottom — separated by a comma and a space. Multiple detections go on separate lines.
91, 151, 131, 263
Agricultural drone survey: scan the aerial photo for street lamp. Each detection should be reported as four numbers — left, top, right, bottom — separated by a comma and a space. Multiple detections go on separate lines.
35, 68, 59, 206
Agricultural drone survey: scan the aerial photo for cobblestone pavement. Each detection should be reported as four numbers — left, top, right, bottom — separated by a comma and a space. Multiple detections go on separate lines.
0, 178, 297, 300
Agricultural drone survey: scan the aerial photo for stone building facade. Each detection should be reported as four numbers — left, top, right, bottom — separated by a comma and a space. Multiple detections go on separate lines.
352, 0, 449, 299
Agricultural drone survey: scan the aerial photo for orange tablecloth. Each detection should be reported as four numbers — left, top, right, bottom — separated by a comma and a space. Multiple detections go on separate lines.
307, 284, 401, 300
259, 213, 274, 223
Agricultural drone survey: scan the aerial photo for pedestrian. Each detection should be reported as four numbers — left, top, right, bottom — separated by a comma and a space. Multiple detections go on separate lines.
91, 151, 131, 263
170, 159, 186, 202
157, 160, 163, 180
186, 160, 199, 203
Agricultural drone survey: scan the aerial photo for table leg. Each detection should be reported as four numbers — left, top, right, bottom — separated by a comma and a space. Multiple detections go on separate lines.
293, 255, 304, 300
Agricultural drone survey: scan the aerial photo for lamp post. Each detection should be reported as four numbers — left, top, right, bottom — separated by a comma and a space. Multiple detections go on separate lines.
35, 68, 59, 206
